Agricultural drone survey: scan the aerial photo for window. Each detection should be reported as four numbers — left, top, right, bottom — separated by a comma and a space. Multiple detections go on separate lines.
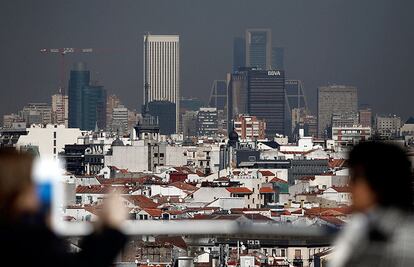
295, 249, 302, 259
53, 132, 56, 138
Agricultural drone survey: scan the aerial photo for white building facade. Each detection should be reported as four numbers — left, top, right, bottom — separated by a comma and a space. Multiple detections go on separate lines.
16, 124, 82, 158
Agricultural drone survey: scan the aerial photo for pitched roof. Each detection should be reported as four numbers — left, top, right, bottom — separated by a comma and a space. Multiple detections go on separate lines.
330, 186, 351, 193
259, 170, 274, 176
142, 208, 163, 217
226, 187, 253, 194
259, 187, 275, 193
76, 185, 138, 194
169, 181, 198, 192
319, 216, 345, 226
269, 177, 288, 183
328, 159, 346, 169
155, 236, 187, 250
305, 207, 351, 216
123, 195, 158, 208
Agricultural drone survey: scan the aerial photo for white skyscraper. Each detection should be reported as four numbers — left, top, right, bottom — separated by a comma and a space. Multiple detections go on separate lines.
143, 33, 180, 132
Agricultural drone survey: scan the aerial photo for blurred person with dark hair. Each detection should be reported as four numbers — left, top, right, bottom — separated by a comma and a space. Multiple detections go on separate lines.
0, 148, 128, 267
330, 141, 414, 267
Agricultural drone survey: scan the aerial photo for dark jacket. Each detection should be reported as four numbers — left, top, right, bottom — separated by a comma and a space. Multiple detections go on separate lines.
0, 214, 127, 267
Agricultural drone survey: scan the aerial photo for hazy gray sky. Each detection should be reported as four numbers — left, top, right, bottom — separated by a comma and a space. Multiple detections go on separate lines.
1, 0, 413, 119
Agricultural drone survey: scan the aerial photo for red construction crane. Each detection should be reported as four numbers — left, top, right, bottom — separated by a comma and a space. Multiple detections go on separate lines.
40, 47, 94, 125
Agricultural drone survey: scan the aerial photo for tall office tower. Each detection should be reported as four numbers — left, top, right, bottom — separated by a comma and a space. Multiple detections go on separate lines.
68, 62, 90, 128
208, 80, 227, 111
20, 103, 52, 126
68, 62, 106, 130
272, 47, 284, 69
317, 85, 358, 137
228, 68, 285, 137
106, 94, 121, 130
359, 107, 372, 128
245, 29, 272, 70
286, 80, 307, 111
143, 33, 180, 132
111, 105, 128, 134
82, 84, 106, 131
232, 37, 246, 72
148, 100, 176, 135
51, 92, 68, 127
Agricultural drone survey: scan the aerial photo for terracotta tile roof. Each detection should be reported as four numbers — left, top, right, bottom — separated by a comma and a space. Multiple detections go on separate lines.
259, 170, 274, 176
319, 216, 345, 226
291, 209, 303, 215
241, 213, 274, 222
269, 177, 288, 183
305, 207, 351, 216
259, 187, 275, 193
142, 208, 163, 217
299, 175, 315, 181
226, 187, 253, 194
169, 181, 198, 191
123, 195, 158, 208
155, 236, 187, 250
76, 185, 138, 194
328, 159, 347, 168
330, 186, 351, 193
97, 177, 145, 185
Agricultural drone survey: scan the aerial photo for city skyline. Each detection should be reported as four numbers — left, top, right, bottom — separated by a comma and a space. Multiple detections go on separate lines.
1, 0, 413, 121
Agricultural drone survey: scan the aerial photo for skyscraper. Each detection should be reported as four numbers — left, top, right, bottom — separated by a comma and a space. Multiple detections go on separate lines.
272, 47, 284, 69
82, 84, 106, 131
232, 37, 245, 72
245, 29, 272, 70
68, 62, 90, 129
228, 68, 285, 137
143, 33, 180, 132
286, 80, 308, 113
317, 85, 358, 137
68, 62, 106, 130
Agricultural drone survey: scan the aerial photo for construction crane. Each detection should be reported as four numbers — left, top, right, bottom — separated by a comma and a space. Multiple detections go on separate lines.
40, 47, 94, 125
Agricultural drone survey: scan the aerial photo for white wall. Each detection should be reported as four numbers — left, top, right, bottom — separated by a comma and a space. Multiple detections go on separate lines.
17, 124, 81, 158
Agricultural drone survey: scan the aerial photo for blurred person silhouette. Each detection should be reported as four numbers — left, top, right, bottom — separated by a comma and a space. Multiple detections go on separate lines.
0, 148, 128, 267
330, 142, 414, 267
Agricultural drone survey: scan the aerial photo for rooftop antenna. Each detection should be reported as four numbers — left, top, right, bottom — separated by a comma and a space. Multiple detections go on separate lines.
143, 32, 151, 116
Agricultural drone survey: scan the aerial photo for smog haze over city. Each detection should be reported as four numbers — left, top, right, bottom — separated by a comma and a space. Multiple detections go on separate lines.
1, 0, 414, 119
